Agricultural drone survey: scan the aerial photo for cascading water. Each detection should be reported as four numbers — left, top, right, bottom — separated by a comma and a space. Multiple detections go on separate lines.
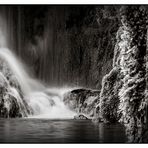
0, 47, 76, 119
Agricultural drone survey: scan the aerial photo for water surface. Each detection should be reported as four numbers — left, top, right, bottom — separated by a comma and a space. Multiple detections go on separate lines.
0, 118, 127, 143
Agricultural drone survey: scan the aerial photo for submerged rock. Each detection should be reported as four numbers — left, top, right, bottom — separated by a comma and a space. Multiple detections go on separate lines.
63, 88, 100, 118
74, 114, 89, 120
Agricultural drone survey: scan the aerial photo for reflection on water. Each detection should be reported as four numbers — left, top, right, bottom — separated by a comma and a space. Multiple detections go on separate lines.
0, 119, 127, 143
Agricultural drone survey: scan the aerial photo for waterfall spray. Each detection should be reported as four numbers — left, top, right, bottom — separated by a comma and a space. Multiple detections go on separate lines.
0, 48, 76, 119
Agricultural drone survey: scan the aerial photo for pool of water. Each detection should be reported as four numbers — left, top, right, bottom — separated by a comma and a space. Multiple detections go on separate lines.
0, 118, 127, 143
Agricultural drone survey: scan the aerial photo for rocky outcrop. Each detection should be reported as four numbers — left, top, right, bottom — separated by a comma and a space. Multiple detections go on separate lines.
0, 58, 31, 118
99, 66, 122, 123
63, 88, 100, 118
99, 6, 148, 142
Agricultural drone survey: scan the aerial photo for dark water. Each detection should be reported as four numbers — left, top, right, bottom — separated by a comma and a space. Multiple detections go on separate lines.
0, 118, 127, 143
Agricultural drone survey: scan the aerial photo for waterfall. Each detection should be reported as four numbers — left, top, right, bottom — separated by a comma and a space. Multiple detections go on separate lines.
0, 11, 76, 119
0, 47, 76, 119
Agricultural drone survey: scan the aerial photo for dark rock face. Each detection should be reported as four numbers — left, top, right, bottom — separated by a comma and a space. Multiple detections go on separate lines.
99, 6, 148, 142
0, 58, 31, 118
63, 88, 100, 118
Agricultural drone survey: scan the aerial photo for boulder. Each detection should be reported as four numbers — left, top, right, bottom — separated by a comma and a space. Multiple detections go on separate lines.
63, 88, 100, 118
